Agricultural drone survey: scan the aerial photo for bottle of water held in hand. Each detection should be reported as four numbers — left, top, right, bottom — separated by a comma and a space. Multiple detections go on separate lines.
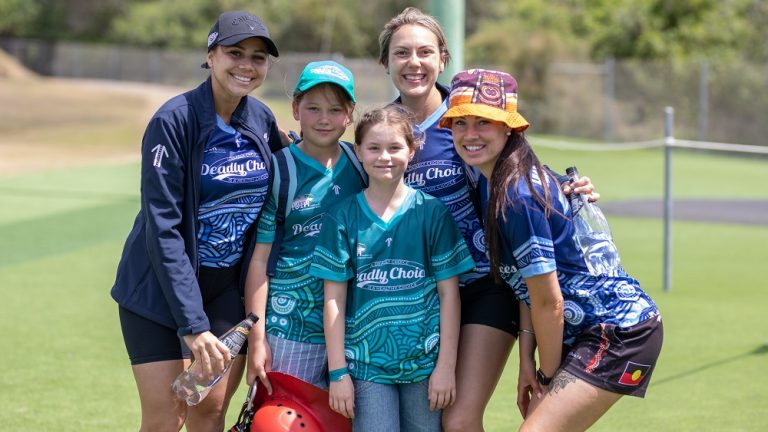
172, 313, 258, 406
566, 167, 621, 276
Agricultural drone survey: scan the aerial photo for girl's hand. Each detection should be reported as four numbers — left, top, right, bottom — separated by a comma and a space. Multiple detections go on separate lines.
428, 364, 456, 411
329, 376, 355, 419
247, 339, 273, 394
562, 176, 600, 202
517, 357, 541, 418
182, 331, 230, 379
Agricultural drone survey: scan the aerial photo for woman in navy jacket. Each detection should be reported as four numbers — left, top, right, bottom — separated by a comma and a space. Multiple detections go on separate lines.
111, 11, 283, 431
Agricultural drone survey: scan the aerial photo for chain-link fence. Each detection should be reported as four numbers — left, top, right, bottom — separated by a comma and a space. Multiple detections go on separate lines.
3, 37, 767, 146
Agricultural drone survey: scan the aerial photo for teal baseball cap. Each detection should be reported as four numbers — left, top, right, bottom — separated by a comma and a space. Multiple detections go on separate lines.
294, 61, 356, 103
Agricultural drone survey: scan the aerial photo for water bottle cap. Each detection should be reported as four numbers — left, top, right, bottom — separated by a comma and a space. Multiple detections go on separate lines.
246, 312, 259, 323
566, 166, 578, 177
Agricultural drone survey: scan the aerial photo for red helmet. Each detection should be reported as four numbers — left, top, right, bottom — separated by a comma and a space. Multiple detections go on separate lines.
249, 372, 351, 432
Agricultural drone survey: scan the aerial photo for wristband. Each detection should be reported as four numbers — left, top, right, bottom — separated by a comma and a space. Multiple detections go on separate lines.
329, 367, 349, 382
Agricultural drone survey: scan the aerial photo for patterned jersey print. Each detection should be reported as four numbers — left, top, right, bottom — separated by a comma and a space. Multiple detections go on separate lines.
257, 144, 367, 344
404, 101, 488, 285
481, 169, 660, 346
310, 189, 475, 383
197, 118, 268, 268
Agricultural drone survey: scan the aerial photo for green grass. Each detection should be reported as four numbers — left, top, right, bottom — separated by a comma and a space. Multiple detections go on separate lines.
1, 142, 767, 430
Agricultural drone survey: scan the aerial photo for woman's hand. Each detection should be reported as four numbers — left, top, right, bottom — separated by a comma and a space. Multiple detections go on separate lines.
247, 338, 273, 394
517, 356, 541, 418
428, 363, 457, 411
329, 376, 355, 419
183, 331, 230, 379
562, 176, 600, 202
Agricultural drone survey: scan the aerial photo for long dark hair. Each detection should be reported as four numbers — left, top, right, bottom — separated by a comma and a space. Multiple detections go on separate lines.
486, 132, 561, 283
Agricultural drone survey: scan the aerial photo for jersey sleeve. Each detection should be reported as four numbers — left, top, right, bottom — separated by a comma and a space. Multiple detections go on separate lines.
500, 185, 557, 279
428, 201, 476, 281
309, 211, 354, 282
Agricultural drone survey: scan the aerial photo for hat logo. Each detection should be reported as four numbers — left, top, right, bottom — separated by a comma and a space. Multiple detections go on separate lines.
475, 73, 505, 109
310, 65, 350, 81
207, 32, 218, 48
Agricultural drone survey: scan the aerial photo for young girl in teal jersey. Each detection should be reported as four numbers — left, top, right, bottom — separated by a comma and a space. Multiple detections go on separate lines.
310, 105, 475, 431
243, 61, 364, 393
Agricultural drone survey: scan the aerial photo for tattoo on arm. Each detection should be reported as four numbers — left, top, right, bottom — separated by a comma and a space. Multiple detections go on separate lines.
548, 370, 578, 395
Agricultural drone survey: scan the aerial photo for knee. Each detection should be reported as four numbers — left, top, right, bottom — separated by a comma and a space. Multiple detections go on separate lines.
140, 411, 185, 432
442, 409, 482, 432
519, 420, 545, 432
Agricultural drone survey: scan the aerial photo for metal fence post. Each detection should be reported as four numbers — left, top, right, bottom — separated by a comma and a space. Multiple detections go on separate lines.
663, 107, 674, 292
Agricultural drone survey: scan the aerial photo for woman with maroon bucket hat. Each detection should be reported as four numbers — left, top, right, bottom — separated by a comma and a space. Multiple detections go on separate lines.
111, 10, 283, 431
378, 8, 598, 431
441, 68, 663, 431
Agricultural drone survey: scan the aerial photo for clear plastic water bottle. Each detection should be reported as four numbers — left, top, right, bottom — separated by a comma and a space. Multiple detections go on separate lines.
566, 167, 621, 276
172, 313, 258, 406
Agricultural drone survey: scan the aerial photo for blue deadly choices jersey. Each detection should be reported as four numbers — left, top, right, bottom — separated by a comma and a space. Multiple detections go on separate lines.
481, 170, 660, 346
197, 117, 269, 268
404, 101, 488, 285
256, 144, 367, 344
309, 189, 475, 383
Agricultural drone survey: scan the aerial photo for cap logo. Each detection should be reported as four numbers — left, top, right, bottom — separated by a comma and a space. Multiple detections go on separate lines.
310, 65, 350, 82
207, 32, 218, 48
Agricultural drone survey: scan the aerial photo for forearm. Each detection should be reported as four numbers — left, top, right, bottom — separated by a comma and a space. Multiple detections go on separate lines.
518, 302, 537, 364
526, 272, 564, 377
435, 277, 460, 371
324, 280, 348, 370
244, 243, 271, 343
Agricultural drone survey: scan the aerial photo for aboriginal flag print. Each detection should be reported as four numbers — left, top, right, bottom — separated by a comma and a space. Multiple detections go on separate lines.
618, 361, 651, 386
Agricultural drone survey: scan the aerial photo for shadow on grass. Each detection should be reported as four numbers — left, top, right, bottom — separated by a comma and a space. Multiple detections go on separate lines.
0, 199, 138, 268
652, 343, 768, 387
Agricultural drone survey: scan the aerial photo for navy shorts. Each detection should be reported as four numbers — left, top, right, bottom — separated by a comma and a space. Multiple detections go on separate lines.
119, 265, 246, 365
459, 275, 520, 336
561, 314, 664, 397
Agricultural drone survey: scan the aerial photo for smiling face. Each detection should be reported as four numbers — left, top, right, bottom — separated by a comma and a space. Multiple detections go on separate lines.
451, 115, 512, 177
207, 37, 269, 105
356, 122, 415, 185
386, 24, 444, 101
292, 84, 352, 150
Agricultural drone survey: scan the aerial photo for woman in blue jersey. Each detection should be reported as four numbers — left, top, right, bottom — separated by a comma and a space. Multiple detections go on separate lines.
443, 69, 663, 431
378, 7, 598, 431
111, 11, 283, 431
310, 104, 475, 431
243, 60, 363, 392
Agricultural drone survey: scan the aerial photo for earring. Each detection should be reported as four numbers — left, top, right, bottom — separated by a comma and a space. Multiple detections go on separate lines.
506, 131, 512, 136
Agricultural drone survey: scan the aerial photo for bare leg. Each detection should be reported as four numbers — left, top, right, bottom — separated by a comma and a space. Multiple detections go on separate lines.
520, 370, 622, 432
442, 324, 516, 432
132, 360, 187, 432
186, 355, 246, 432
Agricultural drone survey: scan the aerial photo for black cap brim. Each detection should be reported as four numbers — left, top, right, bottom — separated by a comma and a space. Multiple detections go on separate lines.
201, 35, 279, 69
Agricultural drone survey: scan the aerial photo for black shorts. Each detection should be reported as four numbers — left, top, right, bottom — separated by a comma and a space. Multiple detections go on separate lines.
562, 315, 664, 397
119, 265, 246, 365
459, 275, 520, 336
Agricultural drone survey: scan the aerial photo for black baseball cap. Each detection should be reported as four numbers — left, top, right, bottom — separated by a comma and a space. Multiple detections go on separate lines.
202, 11, 279, 68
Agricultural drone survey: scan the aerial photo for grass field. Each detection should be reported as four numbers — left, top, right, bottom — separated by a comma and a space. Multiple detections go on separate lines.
1, 76, 767, 431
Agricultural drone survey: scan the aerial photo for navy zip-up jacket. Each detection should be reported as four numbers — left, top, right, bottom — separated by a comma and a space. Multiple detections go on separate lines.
111, 77, 282, 336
